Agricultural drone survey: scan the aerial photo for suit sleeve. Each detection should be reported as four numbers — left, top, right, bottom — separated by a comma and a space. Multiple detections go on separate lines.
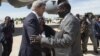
41, 18, 79, 48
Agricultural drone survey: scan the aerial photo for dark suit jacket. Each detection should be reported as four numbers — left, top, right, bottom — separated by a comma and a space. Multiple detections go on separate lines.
0, 23, 5, 42
0, 23, 14, 42
94, 21, 100, 38
19, 12, 42, 56
43, 25, 55, 37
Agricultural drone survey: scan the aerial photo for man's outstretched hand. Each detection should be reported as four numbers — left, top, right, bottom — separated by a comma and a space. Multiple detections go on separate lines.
30, 35, 41, 44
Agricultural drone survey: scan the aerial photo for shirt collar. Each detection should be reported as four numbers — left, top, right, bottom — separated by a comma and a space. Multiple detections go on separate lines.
62, 13, 70, 21
32, 11, 41, 19
65, 13, 71, 18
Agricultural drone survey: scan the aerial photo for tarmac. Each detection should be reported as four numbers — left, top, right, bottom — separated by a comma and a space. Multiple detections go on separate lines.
9, 23, 100, 56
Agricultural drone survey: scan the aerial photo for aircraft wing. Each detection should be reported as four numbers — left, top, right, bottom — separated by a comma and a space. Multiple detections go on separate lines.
7, 0, 33, 8
0, 0, 68, 14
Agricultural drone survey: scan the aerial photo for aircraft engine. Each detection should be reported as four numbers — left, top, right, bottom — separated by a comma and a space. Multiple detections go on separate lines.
45, 0, 68, 14
45, 0, 58, 14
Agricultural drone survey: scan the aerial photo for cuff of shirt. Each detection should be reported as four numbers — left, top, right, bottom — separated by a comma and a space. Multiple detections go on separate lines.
41, 37, 49, 44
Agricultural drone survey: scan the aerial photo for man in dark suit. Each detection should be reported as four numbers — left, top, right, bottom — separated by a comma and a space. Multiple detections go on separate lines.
18, 1, 46, 56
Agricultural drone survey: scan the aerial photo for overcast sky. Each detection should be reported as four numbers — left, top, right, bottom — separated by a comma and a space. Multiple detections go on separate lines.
0, 0, 100, 20
69, 0, 100, 15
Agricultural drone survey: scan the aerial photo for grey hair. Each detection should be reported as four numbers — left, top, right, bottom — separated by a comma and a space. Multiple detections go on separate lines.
31, 1, 46, 10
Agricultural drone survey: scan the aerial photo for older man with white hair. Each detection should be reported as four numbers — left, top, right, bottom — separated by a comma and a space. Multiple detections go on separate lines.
18, 1, 46, 56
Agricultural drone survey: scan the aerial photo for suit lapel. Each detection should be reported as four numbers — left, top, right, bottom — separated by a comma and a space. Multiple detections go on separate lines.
60, 13, 71, 30
31, 12, 41, 34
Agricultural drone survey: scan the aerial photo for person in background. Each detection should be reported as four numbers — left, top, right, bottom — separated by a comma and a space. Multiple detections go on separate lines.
80, 14, 89, 53
0, 23, 3, 56
94, 16, 100, 47
2, 16, 15, 56
10, 19, 15, 33
76, 14, 81, 21
82, 13, 98, 53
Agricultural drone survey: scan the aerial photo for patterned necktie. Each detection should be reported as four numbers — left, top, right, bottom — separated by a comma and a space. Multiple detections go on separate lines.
39, 17, 44, 34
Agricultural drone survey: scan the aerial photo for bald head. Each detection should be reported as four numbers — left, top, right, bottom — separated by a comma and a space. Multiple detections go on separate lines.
57, 2, 71, 18
58, 2, 71, 12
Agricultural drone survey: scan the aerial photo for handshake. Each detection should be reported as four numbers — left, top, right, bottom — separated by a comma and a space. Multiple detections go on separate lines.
30, 35, 42, 44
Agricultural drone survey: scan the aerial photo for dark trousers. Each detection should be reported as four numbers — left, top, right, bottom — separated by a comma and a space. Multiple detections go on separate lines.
81, 32, 88, 51
2, 36, 13, 56
97, 39, 99, 47
42, 47, 55, 56
96, 36, 100, 47
81, 31, 98, 52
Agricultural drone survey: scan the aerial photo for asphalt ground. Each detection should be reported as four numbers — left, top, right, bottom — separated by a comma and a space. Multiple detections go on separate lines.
9, 24, 100, 56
